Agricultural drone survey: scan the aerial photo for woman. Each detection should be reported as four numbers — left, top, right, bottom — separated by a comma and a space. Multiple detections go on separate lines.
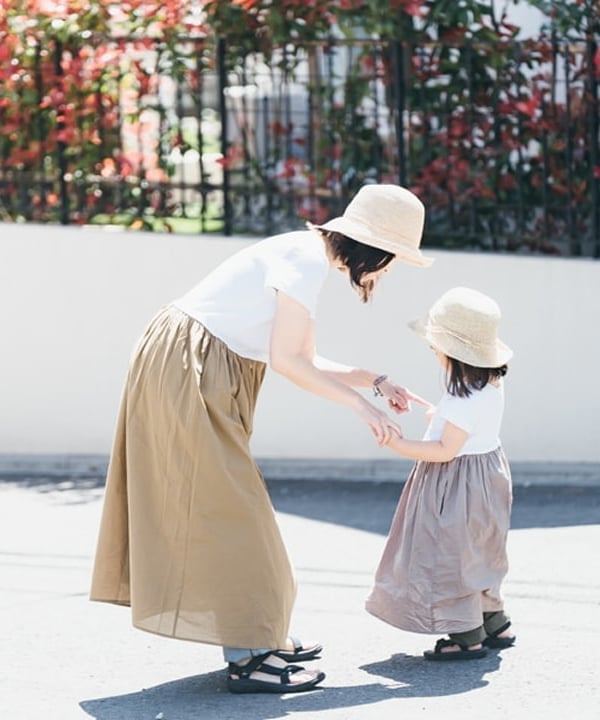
90, 183, 433, 694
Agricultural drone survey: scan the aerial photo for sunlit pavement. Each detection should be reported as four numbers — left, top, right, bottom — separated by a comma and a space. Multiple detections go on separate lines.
1, 475, 599, 720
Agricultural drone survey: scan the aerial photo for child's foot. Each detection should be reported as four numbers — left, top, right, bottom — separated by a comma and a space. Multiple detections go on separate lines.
483, 622, 516, 649
439, 641, 483, 653
424, 637, 487, 661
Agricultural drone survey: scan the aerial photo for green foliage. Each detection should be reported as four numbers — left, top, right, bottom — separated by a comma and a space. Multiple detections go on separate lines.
0, 0, 597, 254
527, 0, 600, 39
0, 0, 212, 226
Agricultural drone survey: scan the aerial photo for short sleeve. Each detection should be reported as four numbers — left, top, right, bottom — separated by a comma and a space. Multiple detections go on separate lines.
436, 394, 474, 434
264, 249, 329, 317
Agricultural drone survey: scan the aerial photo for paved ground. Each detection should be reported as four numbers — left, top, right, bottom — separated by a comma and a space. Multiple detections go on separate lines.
1, 474, 599, 720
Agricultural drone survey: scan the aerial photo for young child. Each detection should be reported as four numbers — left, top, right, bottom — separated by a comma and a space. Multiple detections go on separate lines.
366, 286, 516, 660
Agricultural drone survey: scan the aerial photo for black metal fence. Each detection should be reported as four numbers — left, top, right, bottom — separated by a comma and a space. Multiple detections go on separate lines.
0, 33, 598, 257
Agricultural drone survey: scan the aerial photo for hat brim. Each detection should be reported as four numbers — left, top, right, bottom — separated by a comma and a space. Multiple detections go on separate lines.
315, 217, 434, 268
409, 317, 513, 368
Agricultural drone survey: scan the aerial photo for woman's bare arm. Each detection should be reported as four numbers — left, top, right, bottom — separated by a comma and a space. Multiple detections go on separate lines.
269, 291, 400, 445
314, 355, 433, 414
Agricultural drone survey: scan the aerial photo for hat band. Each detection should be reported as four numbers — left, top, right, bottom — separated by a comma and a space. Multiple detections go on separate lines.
426, 324, 497, 350
344, 212, 416, 249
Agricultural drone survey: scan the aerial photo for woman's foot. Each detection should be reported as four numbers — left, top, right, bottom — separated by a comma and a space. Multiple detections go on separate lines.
276, 636, 322, 663
227, 652, 325, 694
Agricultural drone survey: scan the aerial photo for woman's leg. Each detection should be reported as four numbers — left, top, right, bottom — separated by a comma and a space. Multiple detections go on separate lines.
224, 637, 322, 664
223, 647, 271, 663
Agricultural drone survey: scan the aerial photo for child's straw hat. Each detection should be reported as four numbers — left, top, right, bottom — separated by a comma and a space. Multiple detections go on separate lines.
410, 287, 513, 368
314, 184, 433, 267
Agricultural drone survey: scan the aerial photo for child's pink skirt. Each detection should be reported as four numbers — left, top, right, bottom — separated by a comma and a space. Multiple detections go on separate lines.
366, 448, 512, 634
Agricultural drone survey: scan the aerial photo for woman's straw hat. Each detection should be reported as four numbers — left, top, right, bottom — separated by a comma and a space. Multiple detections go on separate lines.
314, 184, 433, 267
410, 287, 513, 368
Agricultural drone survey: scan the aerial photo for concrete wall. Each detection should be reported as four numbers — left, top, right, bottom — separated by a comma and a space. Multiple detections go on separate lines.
1, 223, 597, 463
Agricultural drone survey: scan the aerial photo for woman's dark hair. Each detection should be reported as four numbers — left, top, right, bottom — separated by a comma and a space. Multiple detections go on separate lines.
445, 356, 508, 398
320, 230, 395, 303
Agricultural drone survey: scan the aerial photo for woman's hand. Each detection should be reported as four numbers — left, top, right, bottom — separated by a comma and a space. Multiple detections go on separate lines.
377, 379, 434, 415
353, 396, 403, 446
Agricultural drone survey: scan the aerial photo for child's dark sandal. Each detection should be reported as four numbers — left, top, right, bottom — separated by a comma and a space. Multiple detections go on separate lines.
424, 637, 487, 661
483, 622, 516, 649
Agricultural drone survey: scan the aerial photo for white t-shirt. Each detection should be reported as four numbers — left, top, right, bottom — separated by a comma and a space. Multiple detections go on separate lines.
423, 381, 505, 456
173, 230, 330, 362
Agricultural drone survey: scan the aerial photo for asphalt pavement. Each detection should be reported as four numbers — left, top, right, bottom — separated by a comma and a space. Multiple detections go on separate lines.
1, 472, 599, 720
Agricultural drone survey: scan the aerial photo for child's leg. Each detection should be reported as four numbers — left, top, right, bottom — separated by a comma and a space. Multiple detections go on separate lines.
483, 610, 511, 636
482, 610, 516, 648
448, 625, 486, 647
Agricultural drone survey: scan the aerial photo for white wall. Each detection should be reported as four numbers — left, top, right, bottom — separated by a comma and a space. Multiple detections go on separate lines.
1, 223, 597, 462
506, 1, 546, 38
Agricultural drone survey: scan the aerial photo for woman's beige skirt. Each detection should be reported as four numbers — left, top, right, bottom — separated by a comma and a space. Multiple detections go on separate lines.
366, 448, 512, 634
90, 306, 296, 649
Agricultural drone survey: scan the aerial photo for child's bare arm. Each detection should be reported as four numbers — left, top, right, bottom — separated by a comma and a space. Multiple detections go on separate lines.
385, 420, 468, 462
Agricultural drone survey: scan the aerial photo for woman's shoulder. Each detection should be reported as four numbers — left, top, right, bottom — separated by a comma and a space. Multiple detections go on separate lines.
257, 230, 328, 268
257, 229, 316, 250
255, 230, 324, 253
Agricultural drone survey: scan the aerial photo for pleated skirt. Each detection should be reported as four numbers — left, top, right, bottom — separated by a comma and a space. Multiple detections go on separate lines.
365, 448, 512, 635
90, 305, 296, 649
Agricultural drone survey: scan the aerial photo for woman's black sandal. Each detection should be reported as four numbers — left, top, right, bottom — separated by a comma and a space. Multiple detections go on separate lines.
424, 638, 488, 661
274, 636, 323, 663
483, 622, 516, 649
227, 652, 326, 694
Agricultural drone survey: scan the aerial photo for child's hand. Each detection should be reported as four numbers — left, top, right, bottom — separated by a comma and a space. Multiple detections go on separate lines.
388, 424, 404, 441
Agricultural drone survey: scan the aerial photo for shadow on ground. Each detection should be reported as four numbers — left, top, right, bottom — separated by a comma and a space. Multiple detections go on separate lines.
359, 649, 503, 696
79, 651, 502, 719
267, 480, 600, 533
1, 476, 598, 532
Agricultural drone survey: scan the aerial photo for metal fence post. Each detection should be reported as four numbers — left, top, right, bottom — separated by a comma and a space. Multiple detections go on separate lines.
217, 36, 231, 235
587, 37, 600, 258
393, 40, 407, 187
54, 39, 69, 225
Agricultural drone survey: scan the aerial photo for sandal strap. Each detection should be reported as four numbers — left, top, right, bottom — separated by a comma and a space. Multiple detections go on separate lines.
434, 637, 468, 653
288, 636, 302, 653
228, 652, 272, 679
228, 652, 304, 684
491, 621, 512, 638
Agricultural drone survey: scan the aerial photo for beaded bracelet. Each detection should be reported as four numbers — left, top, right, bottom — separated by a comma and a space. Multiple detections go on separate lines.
372, 374, 388, 397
